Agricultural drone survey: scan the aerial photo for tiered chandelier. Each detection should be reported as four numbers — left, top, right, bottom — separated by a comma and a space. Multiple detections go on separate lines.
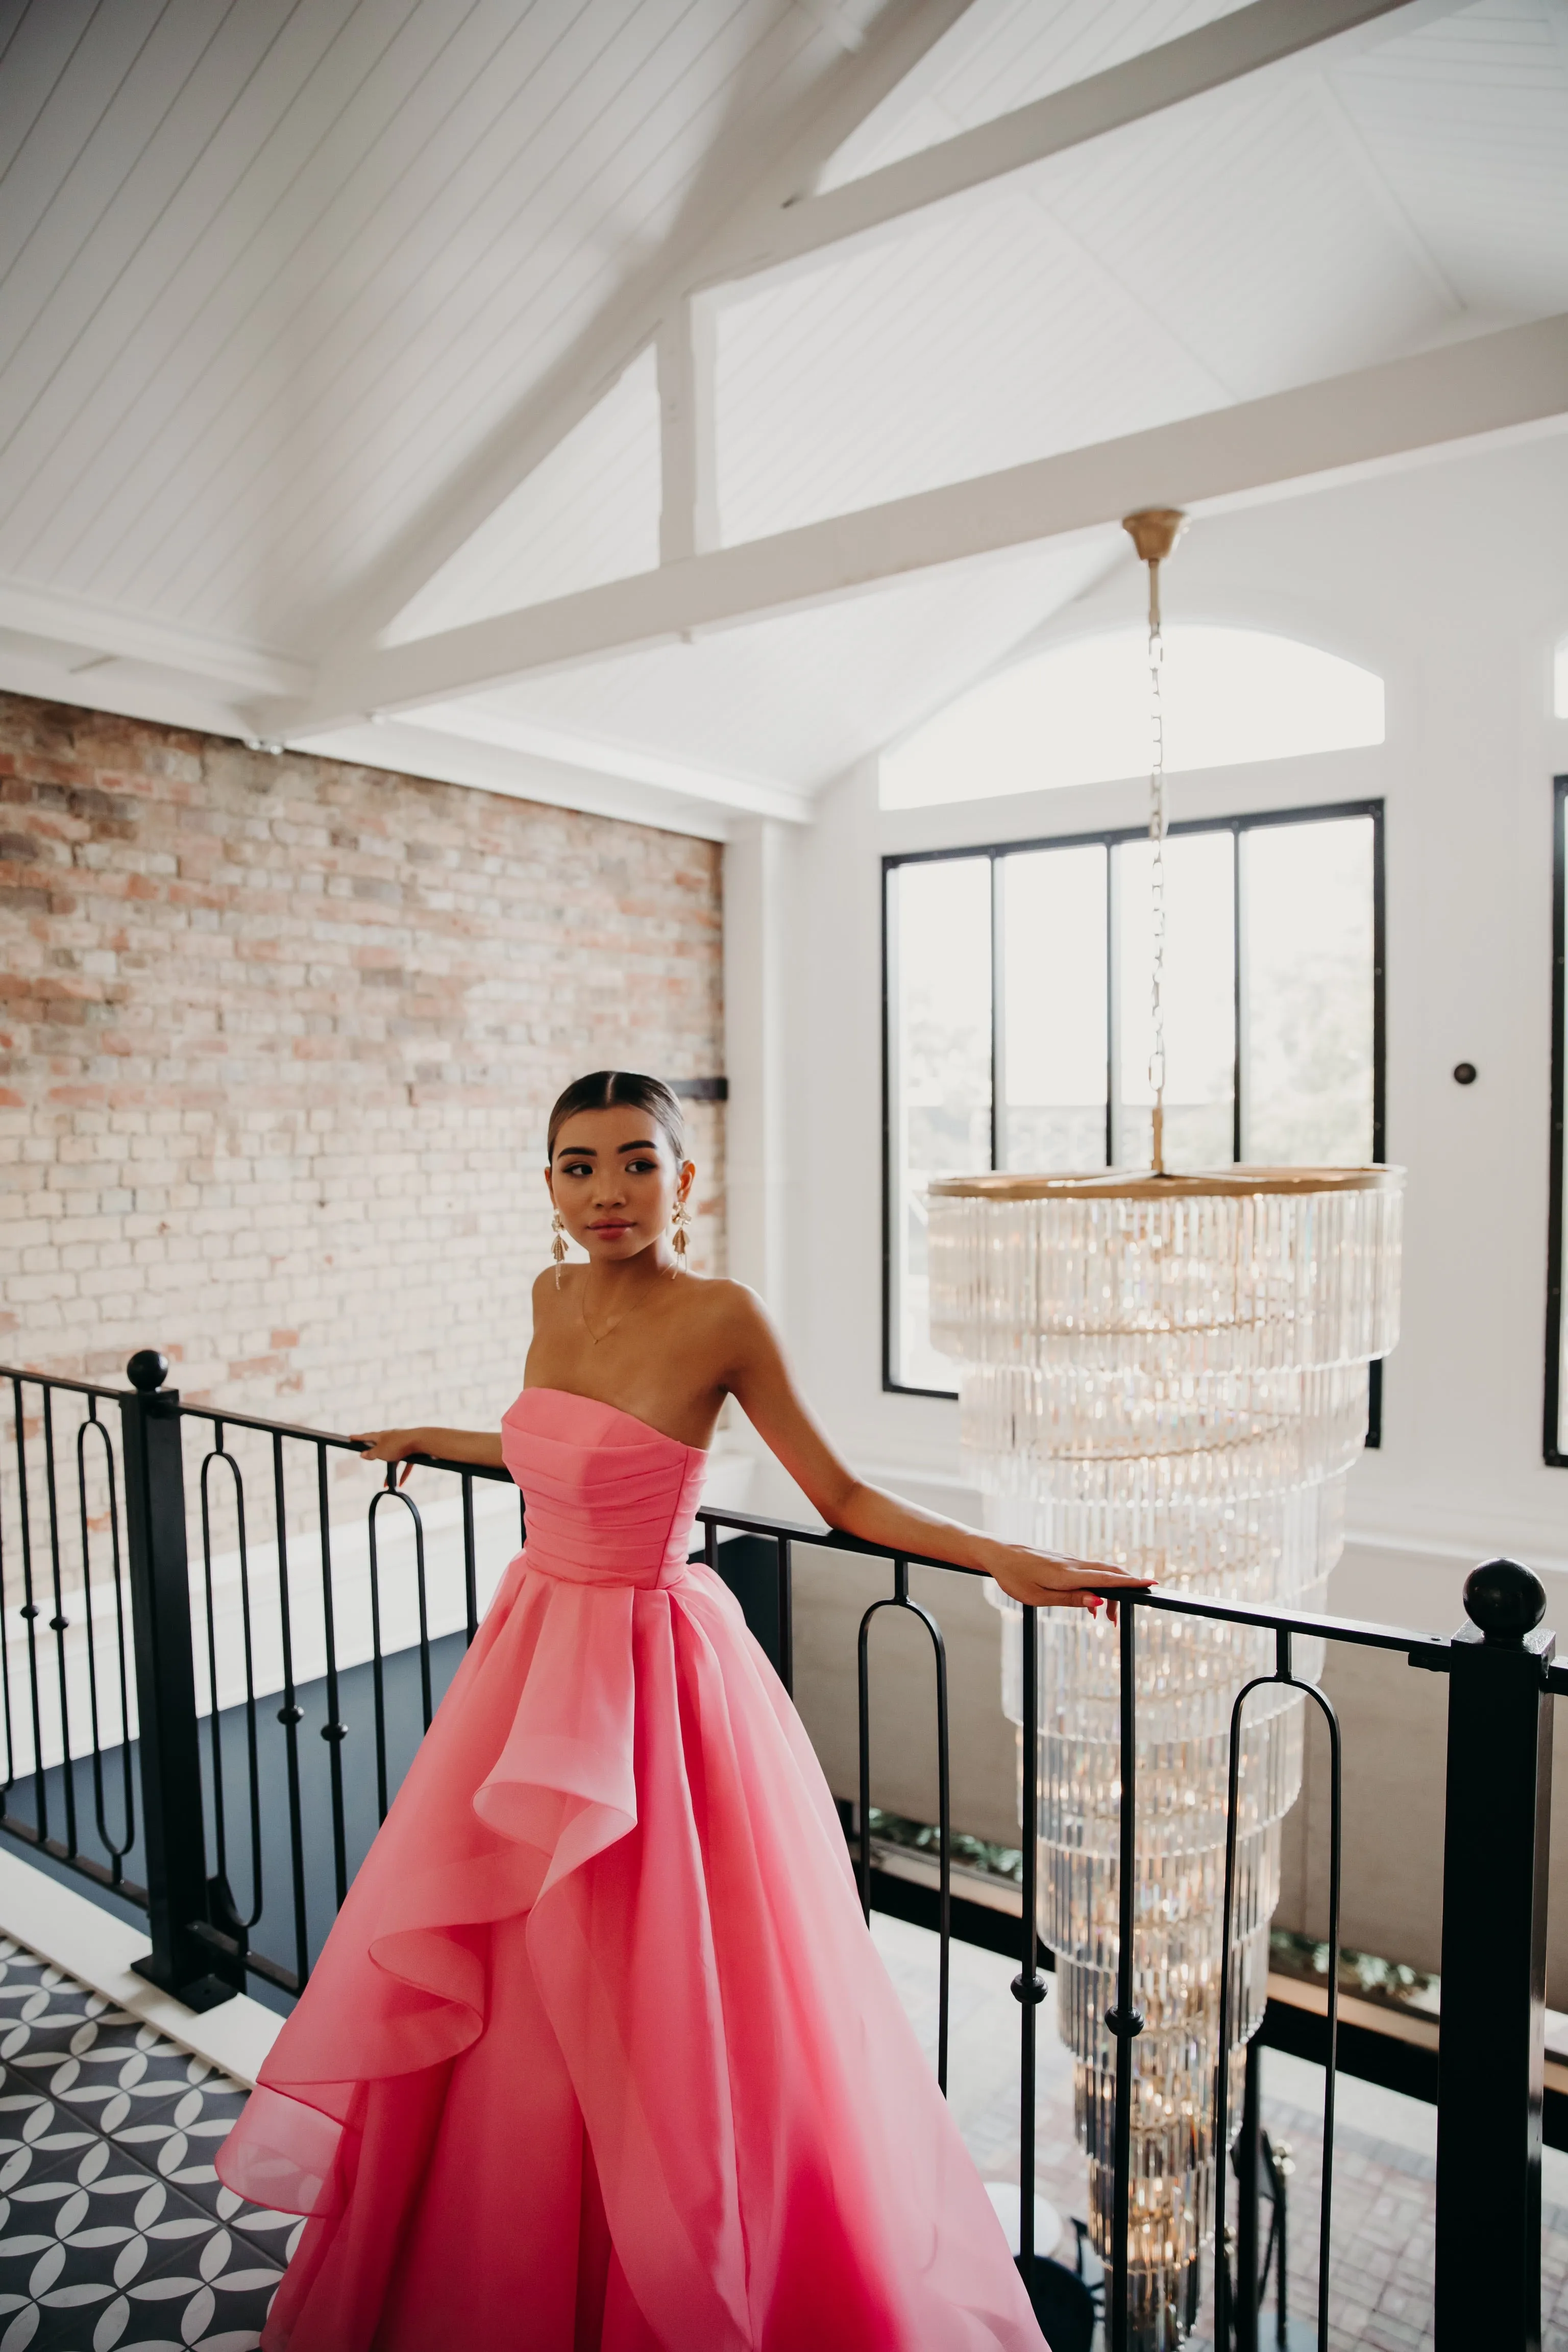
925, 513, 1403, 2347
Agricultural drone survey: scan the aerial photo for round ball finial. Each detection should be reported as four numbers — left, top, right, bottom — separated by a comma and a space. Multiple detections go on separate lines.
126, 1351, 169, 1393
1463, 1558, 1546, 1644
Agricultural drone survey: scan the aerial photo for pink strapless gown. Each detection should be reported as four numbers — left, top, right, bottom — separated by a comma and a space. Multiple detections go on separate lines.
217, 1388, 1045, 2351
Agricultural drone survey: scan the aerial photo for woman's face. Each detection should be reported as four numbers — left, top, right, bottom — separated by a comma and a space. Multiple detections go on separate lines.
546, 1108, 693, 1264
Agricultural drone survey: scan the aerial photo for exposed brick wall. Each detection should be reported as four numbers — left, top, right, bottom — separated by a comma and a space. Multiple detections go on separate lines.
0, 693, 725, 1432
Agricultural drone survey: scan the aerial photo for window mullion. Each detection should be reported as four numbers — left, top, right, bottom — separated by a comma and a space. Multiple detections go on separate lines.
991, 854, 1004, 1173
1233, 824, 1245, 1165
1106, 844, 1119, 1167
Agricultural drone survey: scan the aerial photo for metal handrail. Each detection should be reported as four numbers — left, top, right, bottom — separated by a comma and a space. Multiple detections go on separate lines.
0, 1358, 1553, 2348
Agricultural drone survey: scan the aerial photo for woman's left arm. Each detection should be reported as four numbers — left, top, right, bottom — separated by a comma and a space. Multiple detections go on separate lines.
720, 1288, 1150, 1615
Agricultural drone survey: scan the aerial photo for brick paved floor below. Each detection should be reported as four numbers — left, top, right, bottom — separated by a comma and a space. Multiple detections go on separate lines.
870, 1912, 1568, 2351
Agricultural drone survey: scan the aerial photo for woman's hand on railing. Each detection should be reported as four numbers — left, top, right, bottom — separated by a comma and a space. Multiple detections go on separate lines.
982, 1539, 1154, 1625
350, 1430, 424, 1487
350, 1427, 506, 1481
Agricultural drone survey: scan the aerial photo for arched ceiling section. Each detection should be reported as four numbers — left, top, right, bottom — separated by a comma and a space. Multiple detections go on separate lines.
879, 624, 1386, 808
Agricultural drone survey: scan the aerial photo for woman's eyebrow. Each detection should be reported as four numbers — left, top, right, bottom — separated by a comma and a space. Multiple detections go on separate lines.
554, 1137, 658, 1158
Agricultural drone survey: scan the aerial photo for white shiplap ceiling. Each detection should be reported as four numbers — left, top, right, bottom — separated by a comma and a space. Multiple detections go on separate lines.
0, 0, 1565, 837
820, 0, 1256, 185
0, 0, 855, 640
383, 345, 663, 646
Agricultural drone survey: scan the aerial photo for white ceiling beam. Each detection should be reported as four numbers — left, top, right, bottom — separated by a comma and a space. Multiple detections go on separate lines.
702, 0, 1422, 285
657, 298, 720, 566
290, 719, 804, 843
333, 0, 977, 654
286, 313, 1568, 728
0, 576, 310, 699
364, 702, 810, 824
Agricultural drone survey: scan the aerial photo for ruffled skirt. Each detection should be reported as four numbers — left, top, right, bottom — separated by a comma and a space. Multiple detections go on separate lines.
216, 1552, 1044, 2351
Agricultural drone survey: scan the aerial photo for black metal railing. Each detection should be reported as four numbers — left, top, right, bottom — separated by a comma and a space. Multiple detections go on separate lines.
0, 1353, 1556, 2351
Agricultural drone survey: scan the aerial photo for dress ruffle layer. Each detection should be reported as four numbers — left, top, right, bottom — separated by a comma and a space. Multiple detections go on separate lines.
217, 1390, 1044, 2351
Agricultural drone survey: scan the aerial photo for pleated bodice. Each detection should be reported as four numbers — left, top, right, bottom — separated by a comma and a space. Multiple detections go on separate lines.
500, 1387, 707, 1589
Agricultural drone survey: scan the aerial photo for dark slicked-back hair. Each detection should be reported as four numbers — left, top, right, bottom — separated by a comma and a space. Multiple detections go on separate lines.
546, 1070, 688, 1163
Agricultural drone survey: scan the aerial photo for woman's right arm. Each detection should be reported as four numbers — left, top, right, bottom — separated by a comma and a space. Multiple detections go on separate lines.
351, 1427, 505, 1483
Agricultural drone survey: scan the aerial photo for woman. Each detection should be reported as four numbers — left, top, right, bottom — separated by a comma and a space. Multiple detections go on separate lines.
217, 1070, 1147, 2350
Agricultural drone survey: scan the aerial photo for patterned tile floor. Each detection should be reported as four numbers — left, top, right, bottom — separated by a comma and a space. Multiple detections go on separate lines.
0, 1938, 290, 2351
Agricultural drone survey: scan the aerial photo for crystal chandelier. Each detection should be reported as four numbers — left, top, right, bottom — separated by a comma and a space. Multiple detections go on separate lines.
924, 512, 1403, 2348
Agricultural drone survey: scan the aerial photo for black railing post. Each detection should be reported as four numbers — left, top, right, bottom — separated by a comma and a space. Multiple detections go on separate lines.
118, 1351, 235, 2012
1434, 1559, 1552, 2351
1012, 1603, 1047, 2310
1234, 2032, 1263, 2352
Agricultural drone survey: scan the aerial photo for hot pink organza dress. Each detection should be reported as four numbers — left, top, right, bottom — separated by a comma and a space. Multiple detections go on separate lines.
217, 1387, 1045, 2351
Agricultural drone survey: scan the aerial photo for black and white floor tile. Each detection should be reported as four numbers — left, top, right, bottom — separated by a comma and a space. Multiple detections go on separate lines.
0, 1938, 289, 2350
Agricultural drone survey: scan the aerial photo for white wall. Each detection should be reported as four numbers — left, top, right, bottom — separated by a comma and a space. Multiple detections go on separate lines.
734, 431, 1568, 1977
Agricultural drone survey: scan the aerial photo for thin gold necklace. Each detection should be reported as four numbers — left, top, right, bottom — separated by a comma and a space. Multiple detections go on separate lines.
580, 1269, 668, 1346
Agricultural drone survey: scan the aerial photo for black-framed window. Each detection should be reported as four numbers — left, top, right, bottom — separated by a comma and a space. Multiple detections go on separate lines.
1546, 775, 1567, 1465
883, 801, 1387, 1425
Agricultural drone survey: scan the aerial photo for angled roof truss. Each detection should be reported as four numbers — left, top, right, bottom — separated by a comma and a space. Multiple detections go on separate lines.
259, 0, 1568, 773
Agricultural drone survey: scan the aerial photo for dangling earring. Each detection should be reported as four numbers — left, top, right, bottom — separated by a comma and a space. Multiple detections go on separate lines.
551, 1208, 568, 1289
671, 1197, 692, 1269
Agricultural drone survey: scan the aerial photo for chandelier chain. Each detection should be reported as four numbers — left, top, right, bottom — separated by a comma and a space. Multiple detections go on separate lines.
1146, 561, 1167, 1175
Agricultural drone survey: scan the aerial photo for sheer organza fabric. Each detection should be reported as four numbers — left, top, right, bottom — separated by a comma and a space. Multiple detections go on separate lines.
216, 1387, 1044, 2351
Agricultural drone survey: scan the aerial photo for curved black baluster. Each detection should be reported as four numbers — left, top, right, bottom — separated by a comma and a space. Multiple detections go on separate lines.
198, 1426, 230, 1920
411, 1490, 432, 1730
272, 1434, 310, 1991
0, 1385, 15, 1810
199, 1428, 264, 1949
364, 1476, 431, 1809
1107, 1598, 1142, 2352
461, 1473, 478, 1646
368, 1475, 390, 1824
316, 1442, 350, 1909
1213, 1628, 1342, 2352
856, 1579, 880, 1927
368, 1481, 433, 1731
775, 1534, 794, 1698
855, 1559, 953, 2093
76, 1402, 134, 1875
41, 1388, 77, 1853
13, 1377, 45, 1837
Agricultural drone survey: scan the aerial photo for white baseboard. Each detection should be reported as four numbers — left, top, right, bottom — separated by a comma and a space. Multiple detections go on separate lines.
0, 1844, 283, 2088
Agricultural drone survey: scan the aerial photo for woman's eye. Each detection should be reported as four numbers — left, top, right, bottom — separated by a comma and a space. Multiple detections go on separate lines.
562, 1161, 592, 1177
626, 1159, 657, 1174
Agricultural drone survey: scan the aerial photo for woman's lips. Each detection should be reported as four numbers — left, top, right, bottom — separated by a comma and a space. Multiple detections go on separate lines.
589, 1221, 633, 1234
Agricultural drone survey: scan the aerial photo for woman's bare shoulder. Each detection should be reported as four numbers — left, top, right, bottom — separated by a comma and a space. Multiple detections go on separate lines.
680, 1271, 762, 1312
676, 1274, 772, 1348
530, 1265, 584, 1321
